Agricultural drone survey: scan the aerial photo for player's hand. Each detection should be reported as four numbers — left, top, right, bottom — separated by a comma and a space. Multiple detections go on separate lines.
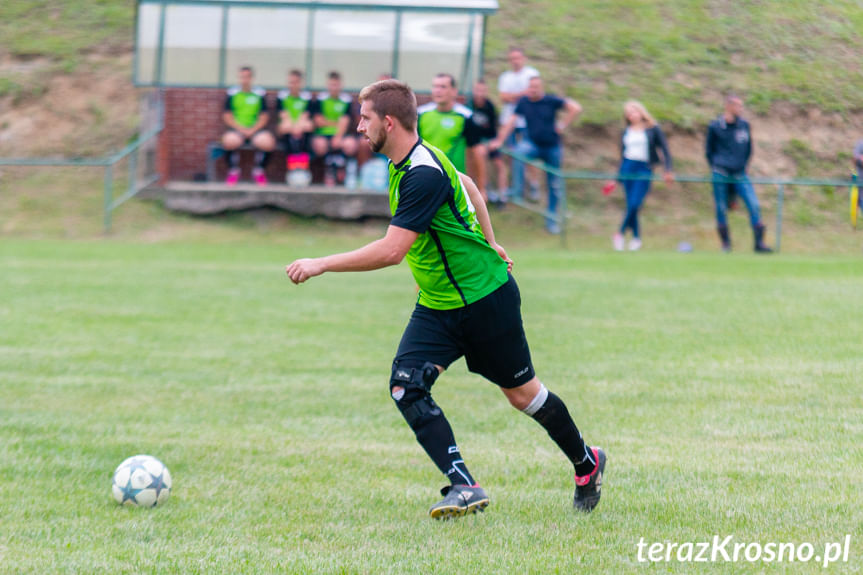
331, 135, 343, 150
488, 139, 502, 152
286, 258, 326, 284
663, 171, 675, 185
491, 242, 513, 273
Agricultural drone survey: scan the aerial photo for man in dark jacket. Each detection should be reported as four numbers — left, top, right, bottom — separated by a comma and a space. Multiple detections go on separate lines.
705, 94, 772, 253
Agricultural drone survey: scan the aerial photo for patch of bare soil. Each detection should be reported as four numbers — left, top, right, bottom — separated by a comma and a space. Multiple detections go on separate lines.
0, 52, 138, 157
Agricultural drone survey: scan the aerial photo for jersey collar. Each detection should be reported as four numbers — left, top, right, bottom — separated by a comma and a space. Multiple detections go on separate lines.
393, 138, 422, 171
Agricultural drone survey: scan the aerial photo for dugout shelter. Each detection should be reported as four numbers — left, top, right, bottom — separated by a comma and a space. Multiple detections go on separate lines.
134, 0, 498, 186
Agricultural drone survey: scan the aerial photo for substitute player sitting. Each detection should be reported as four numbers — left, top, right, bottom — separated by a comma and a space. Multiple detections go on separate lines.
286, 79, 606, 519
276, 69, 314, 185
222, 65, 276, 186
310, 71, 358, 185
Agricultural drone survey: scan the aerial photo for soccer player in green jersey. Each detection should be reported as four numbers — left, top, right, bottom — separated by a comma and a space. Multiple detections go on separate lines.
286, 79, 605, 518
310, 71, 359, 185
221, 66, 276, 186
417, 73, 482, 177
276, 69, 314, 184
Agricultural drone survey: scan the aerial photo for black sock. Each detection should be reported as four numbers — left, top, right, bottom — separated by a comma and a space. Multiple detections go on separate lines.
413, 407, 476, 486
224, 149, 236, 169
530, 391, 595, 476
255, 151, 270, 169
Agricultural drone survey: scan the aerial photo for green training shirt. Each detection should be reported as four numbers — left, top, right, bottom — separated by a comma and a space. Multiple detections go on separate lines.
310, 94, 352, 136
388, 139, 508, 310
276, 90, 312, 122
417, 103, 481, 173
224, 86, 267, 128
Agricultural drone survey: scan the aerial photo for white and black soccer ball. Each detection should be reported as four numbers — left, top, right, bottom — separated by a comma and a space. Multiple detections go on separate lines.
111, 455, 172, 507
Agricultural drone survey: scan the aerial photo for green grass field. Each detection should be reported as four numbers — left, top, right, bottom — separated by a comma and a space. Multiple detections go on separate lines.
2, 236, 862, 573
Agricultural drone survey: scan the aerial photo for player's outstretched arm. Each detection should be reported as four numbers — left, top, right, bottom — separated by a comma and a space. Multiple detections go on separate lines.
286, 225, 418, 284
459, 172, 513, 272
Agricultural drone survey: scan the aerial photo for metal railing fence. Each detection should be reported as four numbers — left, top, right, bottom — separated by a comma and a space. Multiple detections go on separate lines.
0, 94, 163, 234
501, 148, 853, 252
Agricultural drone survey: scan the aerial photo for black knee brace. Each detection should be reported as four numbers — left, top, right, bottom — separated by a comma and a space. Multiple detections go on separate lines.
389, 360, 441, 429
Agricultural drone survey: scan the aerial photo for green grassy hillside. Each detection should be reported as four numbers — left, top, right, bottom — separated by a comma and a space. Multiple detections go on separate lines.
485, 0, 863, 126
4, 1, 863, 126
0, 0, 132, 99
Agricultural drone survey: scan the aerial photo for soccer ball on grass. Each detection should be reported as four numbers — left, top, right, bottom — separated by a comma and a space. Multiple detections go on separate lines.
111, 454, 172, 507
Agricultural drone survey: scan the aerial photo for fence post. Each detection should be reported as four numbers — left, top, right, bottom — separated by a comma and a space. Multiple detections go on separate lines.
559, 175, 567, 247
103, 164, 114, 234
775, 183, 784, 253
127, 148, 138, 199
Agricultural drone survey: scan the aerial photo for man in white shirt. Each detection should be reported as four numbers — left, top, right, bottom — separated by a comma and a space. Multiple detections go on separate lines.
497, 47, 540, 203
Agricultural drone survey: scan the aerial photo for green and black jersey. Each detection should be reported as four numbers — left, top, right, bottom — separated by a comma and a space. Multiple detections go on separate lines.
309, 93, 353, 136
224, 86, 268, 128
276, 90, 312, 122
389, 139, 508, 310
417, 103, 482, 173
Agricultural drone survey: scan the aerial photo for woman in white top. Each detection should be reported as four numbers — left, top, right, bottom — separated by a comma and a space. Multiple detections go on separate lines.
609, 101, 674, 251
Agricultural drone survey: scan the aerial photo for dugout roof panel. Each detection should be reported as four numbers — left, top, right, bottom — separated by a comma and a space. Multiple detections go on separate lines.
134, 0, 498, 91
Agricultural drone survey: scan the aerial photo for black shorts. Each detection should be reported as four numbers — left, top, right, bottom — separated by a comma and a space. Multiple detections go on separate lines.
394, 274, 535, 389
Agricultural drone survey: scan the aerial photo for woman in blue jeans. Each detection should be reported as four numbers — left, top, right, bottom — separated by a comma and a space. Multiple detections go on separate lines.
608, 101, 674, 251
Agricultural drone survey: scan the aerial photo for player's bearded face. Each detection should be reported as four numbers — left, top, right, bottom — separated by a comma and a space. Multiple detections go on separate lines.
359, 102, 387, 153
367, 126, 387, 153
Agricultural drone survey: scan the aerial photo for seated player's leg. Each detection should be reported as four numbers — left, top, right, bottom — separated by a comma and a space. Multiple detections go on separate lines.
250, 130, 276, 185
340, 135, 359, 187
222, 130, 245, 184
341, 135, 358, 159
283, 133, 312, 186
311, 135, 329, 158
324, 137, 349, 185
310, 135, 331, 184
461, 275, 605, 512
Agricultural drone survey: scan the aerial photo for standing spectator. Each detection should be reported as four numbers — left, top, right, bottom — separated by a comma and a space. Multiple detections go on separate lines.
469, 79, 505, 204
852, 140, 863, 228
492, 76, 582, 234
276, 69, 314, 185
417, 74, 481, 176
497, 47, 541, 201
853, 139, 863, 173
221, 66, 276, 186
310, 71, 359, 186
705, 94, 772, 253
609, 101, 674, 251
